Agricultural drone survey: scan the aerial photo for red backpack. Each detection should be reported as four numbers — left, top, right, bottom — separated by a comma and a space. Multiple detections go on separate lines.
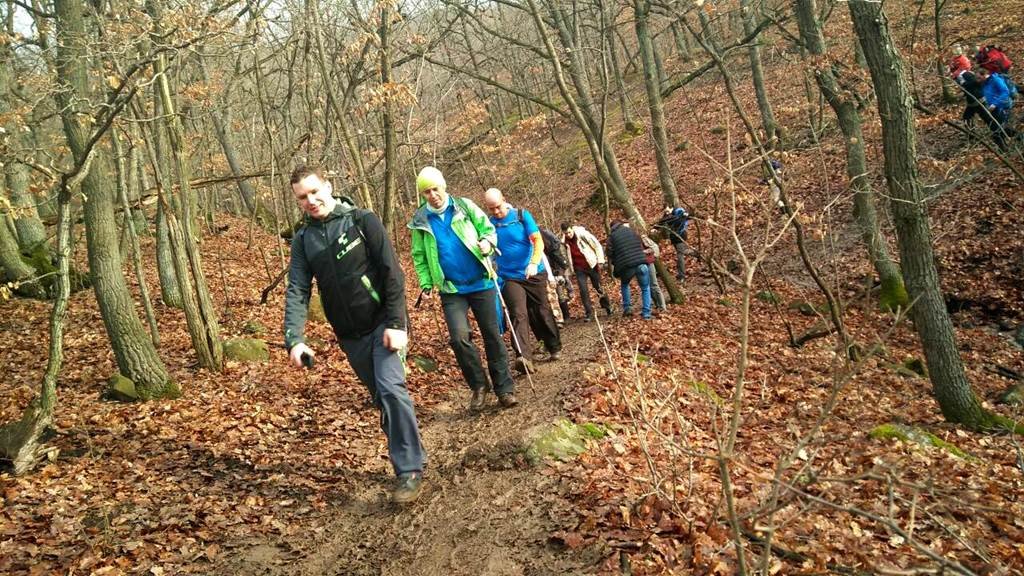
976, 45, 1013, 74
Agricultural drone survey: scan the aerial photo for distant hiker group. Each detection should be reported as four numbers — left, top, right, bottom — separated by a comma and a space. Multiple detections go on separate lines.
949, 44, 1019, 149
281, 164, 690, 504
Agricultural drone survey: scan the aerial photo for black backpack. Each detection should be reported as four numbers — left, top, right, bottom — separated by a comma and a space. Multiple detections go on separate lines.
540, 227, 568, 269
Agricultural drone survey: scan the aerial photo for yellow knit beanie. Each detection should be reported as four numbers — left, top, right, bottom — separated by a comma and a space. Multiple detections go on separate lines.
416, 166, 446, 194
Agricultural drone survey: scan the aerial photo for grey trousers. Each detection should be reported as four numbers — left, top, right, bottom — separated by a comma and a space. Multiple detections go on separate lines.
340, 323, 426, 476
672, 241, 687, 281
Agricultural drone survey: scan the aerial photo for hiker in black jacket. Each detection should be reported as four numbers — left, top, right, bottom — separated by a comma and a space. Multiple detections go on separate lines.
606, 220, 653, 320
540, 226, 572, 321
950, 54, 985, 127
284, 165, 426, 505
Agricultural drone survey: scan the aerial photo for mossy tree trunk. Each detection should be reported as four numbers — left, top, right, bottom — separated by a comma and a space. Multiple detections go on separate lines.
0, 195, 44, 298
0, 174, 74, 474
794, 0, 907, 311
53, 0, 176, 399
849, 0, 995, 430
0, 177, 74, 473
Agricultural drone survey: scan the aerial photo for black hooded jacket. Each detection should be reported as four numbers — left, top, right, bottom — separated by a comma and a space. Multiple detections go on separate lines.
606, 222, 647, 277
284, 200, 406, 348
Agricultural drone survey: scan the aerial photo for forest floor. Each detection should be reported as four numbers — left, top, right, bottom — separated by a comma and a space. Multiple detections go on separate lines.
1, 211, 1022, 575
220, 319, 607, 576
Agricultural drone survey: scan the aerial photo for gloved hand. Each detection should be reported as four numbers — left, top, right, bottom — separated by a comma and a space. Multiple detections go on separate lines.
478, 239, 493, 255
525, 263, 538, 278
383, 329, 408, 352
289, 343, 315, 369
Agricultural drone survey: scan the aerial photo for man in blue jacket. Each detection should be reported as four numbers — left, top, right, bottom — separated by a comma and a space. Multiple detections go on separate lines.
978, 67, 1017, 149
284, 165, 426, 504
655, 206, 690, 282
484, 188, 561, 375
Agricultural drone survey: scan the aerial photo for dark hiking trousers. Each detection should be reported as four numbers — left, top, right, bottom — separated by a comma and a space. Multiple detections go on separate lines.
502, 276, 561, 361
340, 322, 426, 476
985, 107, 1016, 150
574, 265, 611, 318
441, 288, 515, 396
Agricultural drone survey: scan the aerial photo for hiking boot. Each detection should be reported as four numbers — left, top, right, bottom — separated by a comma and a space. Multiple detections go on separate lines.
392, 472, 423, 504
547, 350, 561, 362
623, 309, 633, 317
514, 356, 535, 375
583, 315, 593, 323
469, 388, 487, 412
498, 393, 519, 408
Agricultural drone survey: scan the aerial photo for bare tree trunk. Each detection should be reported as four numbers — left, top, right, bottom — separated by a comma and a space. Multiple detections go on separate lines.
112, 129, 160, 347
633, 0, 680, 207
147, 0, 223, 371
0, 49, 48, 252
200, 58, 261, 217
126, 136, 148, 234
740, 0, 777, 146
849, 0, 1012, 431
53, 0, 176, 399
686, 16, 850, 350
141, 98, 184, 309
307, 0, 373, 209
670, 21, 692, 61
5, 164, 47, 250
380, 4, 398, 230
934, 0, 956, 104
528, 0, 646, 228
794, 0, 907, 311
604, 4, 638, 131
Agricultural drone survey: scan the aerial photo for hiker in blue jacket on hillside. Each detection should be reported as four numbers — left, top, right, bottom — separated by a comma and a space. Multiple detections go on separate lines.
483, 187, 561, 376
978, 67, 1017, 149
655, 206, 690, 283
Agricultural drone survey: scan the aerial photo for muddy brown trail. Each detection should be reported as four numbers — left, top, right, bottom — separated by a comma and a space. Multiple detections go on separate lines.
220, 321, 607, 576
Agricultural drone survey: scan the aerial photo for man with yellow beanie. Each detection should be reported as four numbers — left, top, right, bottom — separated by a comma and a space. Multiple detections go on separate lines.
408, 166, 517, 411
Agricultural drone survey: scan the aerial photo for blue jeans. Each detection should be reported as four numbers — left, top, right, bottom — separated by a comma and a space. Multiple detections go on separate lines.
440, 288, 515, 396
619, 264, 652, 319
340, 323, 426, 476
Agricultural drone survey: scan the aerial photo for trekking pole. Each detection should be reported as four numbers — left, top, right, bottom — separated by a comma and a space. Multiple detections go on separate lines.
589, 293, 619, 381
481, 251, 536, 393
